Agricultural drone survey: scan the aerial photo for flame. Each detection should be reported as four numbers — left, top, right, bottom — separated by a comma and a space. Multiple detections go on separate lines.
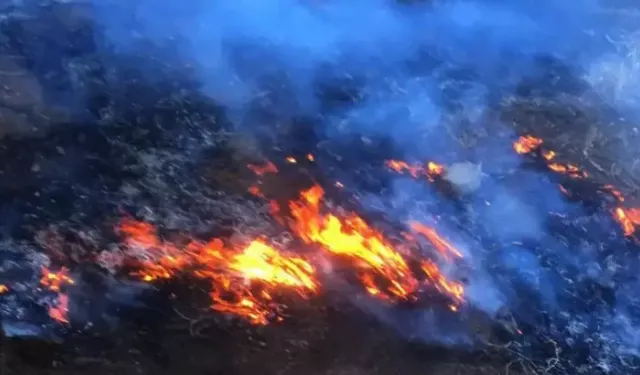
248, 185, 264, 198
118, 220, 318, 325
541, 150, 556, 161
420, 261, 464, 305
613, 207, 640, 236
603, 184, 624, 202
285, 156, 297, 164
0, 285, 7, 294
513, 135, 543, 154
409, 222, 463, 260
513, 135, 640, 235
547, 163, 587, 179
287, 185, 464, 304
512, 135, 587, 179
40, 267, 74, 292
247, 161, 279, 176
48, 294, 69, 323
385, 160, 444, 181
38, 268, 73, 324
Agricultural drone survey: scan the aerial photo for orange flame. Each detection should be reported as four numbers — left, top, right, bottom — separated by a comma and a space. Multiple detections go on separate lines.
48, 294, 69, 323
613, 207, 640, 236
40, 267, 74, 292
513, 135, 638, 235
547, 163, 588, 179
385, 160, 444, 182
513, 135, 543, 154
603, 184, 624, 202
247, 161, 279, 176
512, 136, 586, 179
420, 261, 464, 305
409, 222, 463, 260
39, 267, 73, 324
287, 185, 464, 304
118, 220, 317, 325
0, 285, 7, 294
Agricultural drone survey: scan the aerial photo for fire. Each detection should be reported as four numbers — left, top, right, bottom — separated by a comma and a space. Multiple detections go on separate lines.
385, 160, 444, 181
48, 294, 69, 323
248, 185, 264, 198
613, 207, 640, 236
513, 135, 543, 154
247, 161, 279, 176
285, 156, 297, 164
287, 185, 464, 304
0, 284, 7, 294
547, 163, 587, 179
512, 135, 587, 179
40, 267, 74, 292
420, 261, 464, 305
603, 184, 624, 202
513, 135, 640, 236
118, 220, 318, 325
409, 222, 463, 260
39, 267, 73, 324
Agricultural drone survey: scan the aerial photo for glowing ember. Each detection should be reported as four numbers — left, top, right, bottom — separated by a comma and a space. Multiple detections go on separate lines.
248, 185, 264, 198
118, 220, 318, 325
513, 135, 543, 154
547, 163, 587, 179
603, 184, 624, 202
285, 156, 297, 164
542, 150, 556, 161
613, 207, 640, 236
385, 160, 445, 181
409, 222, 463, 260
40, 267, 74, 292
0, 285, 7, 294
420, 261, 464, 305
306, 154, 315, 162
513, 135, 639, 235
48, 294, 69, 323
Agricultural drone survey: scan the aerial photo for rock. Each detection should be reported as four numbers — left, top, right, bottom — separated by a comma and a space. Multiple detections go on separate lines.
444, 162, 485, 193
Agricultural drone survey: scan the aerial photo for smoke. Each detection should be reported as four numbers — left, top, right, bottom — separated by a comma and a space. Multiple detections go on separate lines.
0, 0, 639, 370
82, 0, 640, 359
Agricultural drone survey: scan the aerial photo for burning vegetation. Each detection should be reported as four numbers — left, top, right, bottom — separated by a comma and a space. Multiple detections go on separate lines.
513, 135, 640, 236
3, 2, 640, 375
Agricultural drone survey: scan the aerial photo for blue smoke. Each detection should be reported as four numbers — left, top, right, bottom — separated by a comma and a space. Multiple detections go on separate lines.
3, 0, 639, 369
90, 0, 640, 360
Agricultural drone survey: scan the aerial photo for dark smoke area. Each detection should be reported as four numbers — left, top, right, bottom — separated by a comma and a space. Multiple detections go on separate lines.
1, 0, 640, 374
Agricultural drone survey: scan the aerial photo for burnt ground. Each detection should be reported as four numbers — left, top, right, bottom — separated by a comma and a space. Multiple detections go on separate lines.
1, 2, 640, 375
1, 299, 513, 375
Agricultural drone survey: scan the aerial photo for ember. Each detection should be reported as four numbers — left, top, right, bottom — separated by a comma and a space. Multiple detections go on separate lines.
39, 267, 74, 293
513, 135, 543, 154
613, 207, 640, 236
48, 294, 69, 324
247, 161, 279, 176
513, 135, 639, 236
385, 160, 445, 181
